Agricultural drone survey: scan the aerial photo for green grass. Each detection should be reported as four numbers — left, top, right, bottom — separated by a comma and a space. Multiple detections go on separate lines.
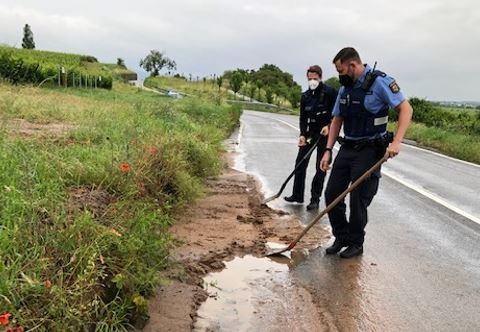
0, 80, 241, 330
389, 122, 480, 163
0, 46, 134, 76
387, 99, 480, 163
145, 76, 231, 103
0, 46, 86, 66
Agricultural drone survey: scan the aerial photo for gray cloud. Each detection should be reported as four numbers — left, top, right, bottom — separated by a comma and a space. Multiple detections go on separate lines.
1, 0, 479, 100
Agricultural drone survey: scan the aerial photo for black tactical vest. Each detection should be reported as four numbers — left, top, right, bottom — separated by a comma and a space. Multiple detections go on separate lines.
339, 70, 389, 138
303, 88, 329, 135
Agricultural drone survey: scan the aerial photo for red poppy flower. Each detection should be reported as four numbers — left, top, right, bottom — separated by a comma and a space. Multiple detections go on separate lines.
0, 313, 11, 325
120, 163, 130, 173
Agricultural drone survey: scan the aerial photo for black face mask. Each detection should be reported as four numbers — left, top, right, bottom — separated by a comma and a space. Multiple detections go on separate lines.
339, 74, 354, 87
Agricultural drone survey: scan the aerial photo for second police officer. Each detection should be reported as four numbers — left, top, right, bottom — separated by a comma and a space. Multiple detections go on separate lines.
284, 65, 338, 210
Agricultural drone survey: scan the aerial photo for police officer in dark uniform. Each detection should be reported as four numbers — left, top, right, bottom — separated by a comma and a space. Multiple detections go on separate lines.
320, 47, 412, 258
284, 65, 338, 210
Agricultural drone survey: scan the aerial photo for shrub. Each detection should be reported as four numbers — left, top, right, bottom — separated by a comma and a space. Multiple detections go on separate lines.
80, 55, 98, 63
408, 97, 479, 136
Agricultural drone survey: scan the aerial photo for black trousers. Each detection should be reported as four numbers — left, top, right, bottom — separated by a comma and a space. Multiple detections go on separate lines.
324, 145, 381, 246
290, 135, 327, 202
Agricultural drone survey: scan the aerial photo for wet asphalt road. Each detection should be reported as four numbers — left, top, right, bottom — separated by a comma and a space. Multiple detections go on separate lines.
235, 110, 480, 331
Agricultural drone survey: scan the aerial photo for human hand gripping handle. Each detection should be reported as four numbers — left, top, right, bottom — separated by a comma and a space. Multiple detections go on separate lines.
320, 125, 329, 136
298, 135, 306, 147
386, 140, 400, 158
320, 148, 332, 171
320, 117, 341, 171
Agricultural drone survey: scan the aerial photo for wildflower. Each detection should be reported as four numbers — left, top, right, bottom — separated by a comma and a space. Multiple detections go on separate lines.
6, 327, 14, 332
44, 279, 52, 289
0, 313, 11, 325
110, 228, 122, 237
17, 327, 25, 332
148, 147, 159, 156
120, 163, 130, 173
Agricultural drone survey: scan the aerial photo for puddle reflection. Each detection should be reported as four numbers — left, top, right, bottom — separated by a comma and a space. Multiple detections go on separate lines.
194, 247, 323, 331
194, 255, 289, 331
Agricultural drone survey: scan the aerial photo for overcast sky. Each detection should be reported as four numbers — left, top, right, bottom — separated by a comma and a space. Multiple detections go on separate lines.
1, 0, 479, 101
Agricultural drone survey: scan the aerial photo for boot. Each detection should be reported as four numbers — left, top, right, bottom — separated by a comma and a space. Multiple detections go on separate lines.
325, 238, 346, 255
339, 245, 363, 259
284, 195, 303, 203
306, 200, 319, 210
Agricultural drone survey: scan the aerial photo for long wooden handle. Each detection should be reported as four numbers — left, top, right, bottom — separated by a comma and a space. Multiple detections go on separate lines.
262, 138, 321, 204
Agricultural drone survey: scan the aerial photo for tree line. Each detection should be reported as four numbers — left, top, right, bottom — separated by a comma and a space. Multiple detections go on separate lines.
222, 65, 302, 108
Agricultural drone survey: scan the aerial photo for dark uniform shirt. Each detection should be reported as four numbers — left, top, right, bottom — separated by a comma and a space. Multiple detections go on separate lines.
300, 83, 338, 138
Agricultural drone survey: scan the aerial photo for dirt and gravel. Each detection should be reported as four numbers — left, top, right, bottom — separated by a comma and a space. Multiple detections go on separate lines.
142, 154, 332, 331
6, 118, 76, 137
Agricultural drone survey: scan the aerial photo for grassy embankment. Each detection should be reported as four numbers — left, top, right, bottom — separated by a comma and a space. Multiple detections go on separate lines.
389, 98, 480, 163
0, 49, 241, 330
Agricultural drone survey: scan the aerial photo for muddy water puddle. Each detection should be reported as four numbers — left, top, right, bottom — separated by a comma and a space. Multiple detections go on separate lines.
193, 249, 322, 331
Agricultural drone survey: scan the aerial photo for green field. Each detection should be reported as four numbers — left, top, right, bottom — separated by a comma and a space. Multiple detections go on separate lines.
145, 76, 297, 114
145, 75, 231, 102
387, 99, 480, 163
0, 46, 137, 89
0, 80, 241, 330
400, 122, 480, 162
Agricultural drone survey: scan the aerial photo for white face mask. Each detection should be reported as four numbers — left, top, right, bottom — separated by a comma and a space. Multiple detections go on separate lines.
308, 79, 320, 90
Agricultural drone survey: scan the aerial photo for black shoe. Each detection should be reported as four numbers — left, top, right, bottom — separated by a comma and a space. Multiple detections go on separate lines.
325, 239, 346, 255
284, 195, 303, 203
339, 245, 364, 259
306, 201, 319, 210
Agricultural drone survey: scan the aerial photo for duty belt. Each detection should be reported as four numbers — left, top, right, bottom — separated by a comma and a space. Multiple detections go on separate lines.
337, 132, 393, 151
337, 137, 376, 150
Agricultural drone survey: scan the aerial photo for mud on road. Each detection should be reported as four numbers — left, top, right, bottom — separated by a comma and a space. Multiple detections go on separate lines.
142, 155, 334, 331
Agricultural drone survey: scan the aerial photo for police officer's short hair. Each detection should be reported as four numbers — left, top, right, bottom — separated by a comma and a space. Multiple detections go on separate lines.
333, 47, 362, 64
307, 65, 322, 77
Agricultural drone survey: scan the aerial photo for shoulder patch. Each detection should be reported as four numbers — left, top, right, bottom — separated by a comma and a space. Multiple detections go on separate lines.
389, 81, 400, 93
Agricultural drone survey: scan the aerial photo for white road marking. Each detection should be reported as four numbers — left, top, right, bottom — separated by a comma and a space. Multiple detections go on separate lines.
273, 118, 299, 131
404, 143, 480, 169
381, 170, 480, 226
246, 111, 299, 131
